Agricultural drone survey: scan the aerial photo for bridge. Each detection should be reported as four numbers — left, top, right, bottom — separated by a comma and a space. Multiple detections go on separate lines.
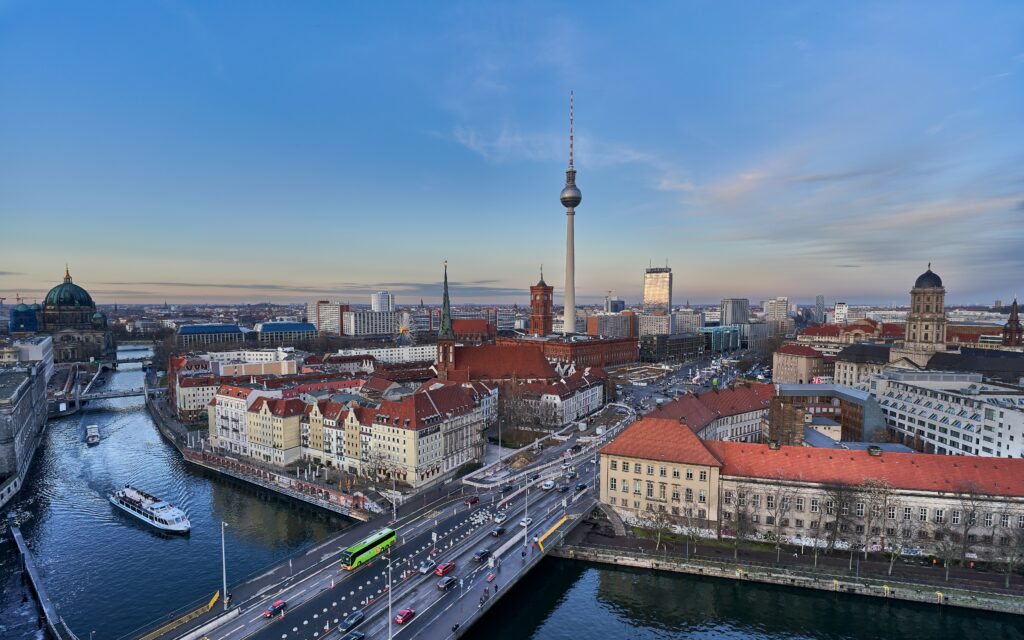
80, 386, 149, 401
134, 405, 634, 640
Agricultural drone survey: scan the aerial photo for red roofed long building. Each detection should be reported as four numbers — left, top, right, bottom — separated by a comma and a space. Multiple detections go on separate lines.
600, 416, 1024, 560
648, 383, 775, 442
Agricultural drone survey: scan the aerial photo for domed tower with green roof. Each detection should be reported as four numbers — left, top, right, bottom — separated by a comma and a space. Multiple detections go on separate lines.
37, 266, 115, 362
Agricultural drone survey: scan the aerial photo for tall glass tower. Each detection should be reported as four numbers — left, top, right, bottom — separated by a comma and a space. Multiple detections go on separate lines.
643, 267, 672, 315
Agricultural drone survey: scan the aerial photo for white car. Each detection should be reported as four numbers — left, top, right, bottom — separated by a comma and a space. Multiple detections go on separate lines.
541, 480, 555, 490
494, 514, 506, 524
519, 517, 533, 527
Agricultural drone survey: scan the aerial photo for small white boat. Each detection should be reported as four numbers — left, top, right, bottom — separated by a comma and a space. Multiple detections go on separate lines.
85, 425, 101, 446
110, 485, 191, 534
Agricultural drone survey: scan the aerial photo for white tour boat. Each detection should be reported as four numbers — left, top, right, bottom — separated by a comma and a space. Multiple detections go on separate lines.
109, 484, 191, 533
85, 425, 101, 446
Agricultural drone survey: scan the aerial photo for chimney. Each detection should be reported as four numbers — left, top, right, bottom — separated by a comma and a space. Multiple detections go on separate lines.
867, 445, 883, 457
767, 440, 781, 450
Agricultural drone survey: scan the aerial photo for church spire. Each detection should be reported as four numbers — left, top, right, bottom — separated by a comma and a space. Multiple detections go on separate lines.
438, 261, 454, 340
64, 264, 72, 283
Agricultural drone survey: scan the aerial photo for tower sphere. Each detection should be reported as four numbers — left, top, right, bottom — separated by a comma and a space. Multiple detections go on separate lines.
560, 179, 582, 208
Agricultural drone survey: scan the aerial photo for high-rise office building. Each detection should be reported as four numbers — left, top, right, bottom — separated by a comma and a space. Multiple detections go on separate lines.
370, 291, 395, 313
306, 300, 350, 335
833, 302, 849, 324
814, 295, 825, 323
643, 267, 672, 315
720, 298, 750, 326
604, 294, 625, 313
763, 297, 789, 322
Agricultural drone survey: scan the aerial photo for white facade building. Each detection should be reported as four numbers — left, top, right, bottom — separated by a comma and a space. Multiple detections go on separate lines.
337, 344, 437, 364
872, 371, 1024, 458
834, 302, 849, 324
343, 311, 398, 336
370, 291, 395, 313
306, 301, 347, 334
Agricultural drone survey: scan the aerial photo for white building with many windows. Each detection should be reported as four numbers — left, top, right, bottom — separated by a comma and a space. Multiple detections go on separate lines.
343, 311, 398, 336
872, 371, 1024, 458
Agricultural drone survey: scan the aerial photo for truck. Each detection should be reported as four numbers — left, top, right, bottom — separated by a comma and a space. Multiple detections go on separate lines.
595, 427, 605, 436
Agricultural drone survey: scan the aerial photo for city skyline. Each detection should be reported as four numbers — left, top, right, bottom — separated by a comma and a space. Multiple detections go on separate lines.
2, 2, 1023, 304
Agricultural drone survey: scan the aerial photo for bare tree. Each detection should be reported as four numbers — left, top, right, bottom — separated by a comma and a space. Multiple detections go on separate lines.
886, 503, 922, 577
763, 480, 796, 563
860, 479, 896, 560
932, 525, 960, 582
995, 510, 1024, 589
649, 505, 676, 552
725, 484, 757, 560
951, 482, 985, 565
823, 482, 858, 556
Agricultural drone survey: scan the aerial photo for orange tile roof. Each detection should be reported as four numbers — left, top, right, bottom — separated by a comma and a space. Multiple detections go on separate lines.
881, 323, 905, 337
801, 325, 841, 337
703, 442, 1024, 497
600, 417, 722, 467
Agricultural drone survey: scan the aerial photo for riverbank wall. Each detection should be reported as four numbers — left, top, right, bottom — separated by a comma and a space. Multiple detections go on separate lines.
550, 543, 1024, 616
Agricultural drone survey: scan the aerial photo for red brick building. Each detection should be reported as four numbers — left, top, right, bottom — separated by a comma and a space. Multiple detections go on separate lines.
529, 272, 554, 336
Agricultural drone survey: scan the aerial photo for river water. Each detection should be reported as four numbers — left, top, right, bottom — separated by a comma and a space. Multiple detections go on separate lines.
3, 349, 1022, 640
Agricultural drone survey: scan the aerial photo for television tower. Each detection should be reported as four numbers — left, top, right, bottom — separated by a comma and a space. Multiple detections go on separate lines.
559, 91, 582, 334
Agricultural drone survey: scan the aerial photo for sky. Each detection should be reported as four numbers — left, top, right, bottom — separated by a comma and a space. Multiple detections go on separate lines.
1, 1, 1022, 307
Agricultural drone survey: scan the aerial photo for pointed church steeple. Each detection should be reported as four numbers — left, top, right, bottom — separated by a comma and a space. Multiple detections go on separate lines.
438, 261, 454, 340
64, 264, 72, 283
1005, 298, 1023, 347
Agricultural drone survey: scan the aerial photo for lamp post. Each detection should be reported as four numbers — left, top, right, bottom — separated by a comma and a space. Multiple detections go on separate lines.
221, 521, 228, 611
523, 485, 530, 552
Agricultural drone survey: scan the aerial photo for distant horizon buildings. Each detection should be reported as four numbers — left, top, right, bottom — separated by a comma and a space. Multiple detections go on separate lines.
720, 298, 749, 326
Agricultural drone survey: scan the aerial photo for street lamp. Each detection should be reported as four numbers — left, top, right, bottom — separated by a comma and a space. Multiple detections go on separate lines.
221, 521, 228, 611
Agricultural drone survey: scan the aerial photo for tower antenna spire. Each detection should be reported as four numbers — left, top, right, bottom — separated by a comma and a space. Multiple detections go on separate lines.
569, 90, 574, 169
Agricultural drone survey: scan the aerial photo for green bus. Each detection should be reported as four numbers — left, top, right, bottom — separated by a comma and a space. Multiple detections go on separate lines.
340, 528, 397, 570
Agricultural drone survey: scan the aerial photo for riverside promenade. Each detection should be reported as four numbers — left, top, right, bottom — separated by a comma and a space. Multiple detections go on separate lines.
556, 520, 1024, 616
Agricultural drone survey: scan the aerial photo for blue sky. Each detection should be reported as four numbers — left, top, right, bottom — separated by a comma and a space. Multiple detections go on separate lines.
1, 1, 1022, 306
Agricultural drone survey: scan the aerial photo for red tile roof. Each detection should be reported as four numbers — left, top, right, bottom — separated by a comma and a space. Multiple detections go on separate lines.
600, 418, 722, 468
703, 442, 1024, 497
363, 376, 398, 392
801, 325, 841, 337
449, 344, 557, 381
776, 344, 824, 358
452, 319, 494, 336
649, 383, 774, 432
248, 397, 306, 418
375, 385, 478, 429
881, 323, 905, 337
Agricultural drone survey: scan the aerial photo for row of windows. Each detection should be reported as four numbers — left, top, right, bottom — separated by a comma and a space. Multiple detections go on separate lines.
609, 478, 707, 503
609, 460, 707, 481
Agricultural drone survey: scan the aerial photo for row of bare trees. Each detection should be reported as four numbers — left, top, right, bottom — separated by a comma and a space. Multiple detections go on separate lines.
718, 477, 1024, 586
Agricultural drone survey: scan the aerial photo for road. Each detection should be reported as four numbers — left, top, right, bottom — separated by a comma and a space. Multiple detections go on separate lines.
194, 406, 635, 640
202, 470, 597, 640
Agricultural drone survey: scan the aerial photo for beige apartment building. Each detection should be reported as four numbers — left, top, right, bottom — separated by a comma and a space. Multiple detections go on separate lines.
246, 397, 306, 466
772, 344, 826, 384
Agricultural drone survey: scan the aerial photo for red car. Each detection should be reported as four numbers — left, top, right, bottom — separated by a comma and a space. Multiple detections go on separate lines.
464, 496, 479, 506
434, 561, 456, 576
395, 608, 416, 624
263, 599, 287, 618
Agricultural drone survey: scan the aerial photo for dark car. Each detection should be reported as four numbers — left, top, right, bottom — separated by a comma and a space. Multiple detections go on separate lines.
570, 444, 583, 453
557, 485, 569, 493
575, 483, 587, 492
437, 576, 458, 591
500, 484, 513, 492
340, 633, 366, 640
473, 549, 491, 563
341, 611, 365, 631
263, 599, 287, 618
529, 473, 541, 481
464, 495, 480, 506
491, 526, 506, 537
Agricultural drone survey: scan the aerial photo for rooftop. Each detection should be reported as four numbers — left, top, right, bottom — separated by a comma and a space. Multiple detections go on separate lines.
600, 417, 722, 468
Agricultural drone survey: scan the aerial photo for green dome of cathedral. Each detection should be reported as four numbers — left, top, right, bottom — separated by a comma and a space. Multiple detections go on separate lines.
44, 267, 95, 308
